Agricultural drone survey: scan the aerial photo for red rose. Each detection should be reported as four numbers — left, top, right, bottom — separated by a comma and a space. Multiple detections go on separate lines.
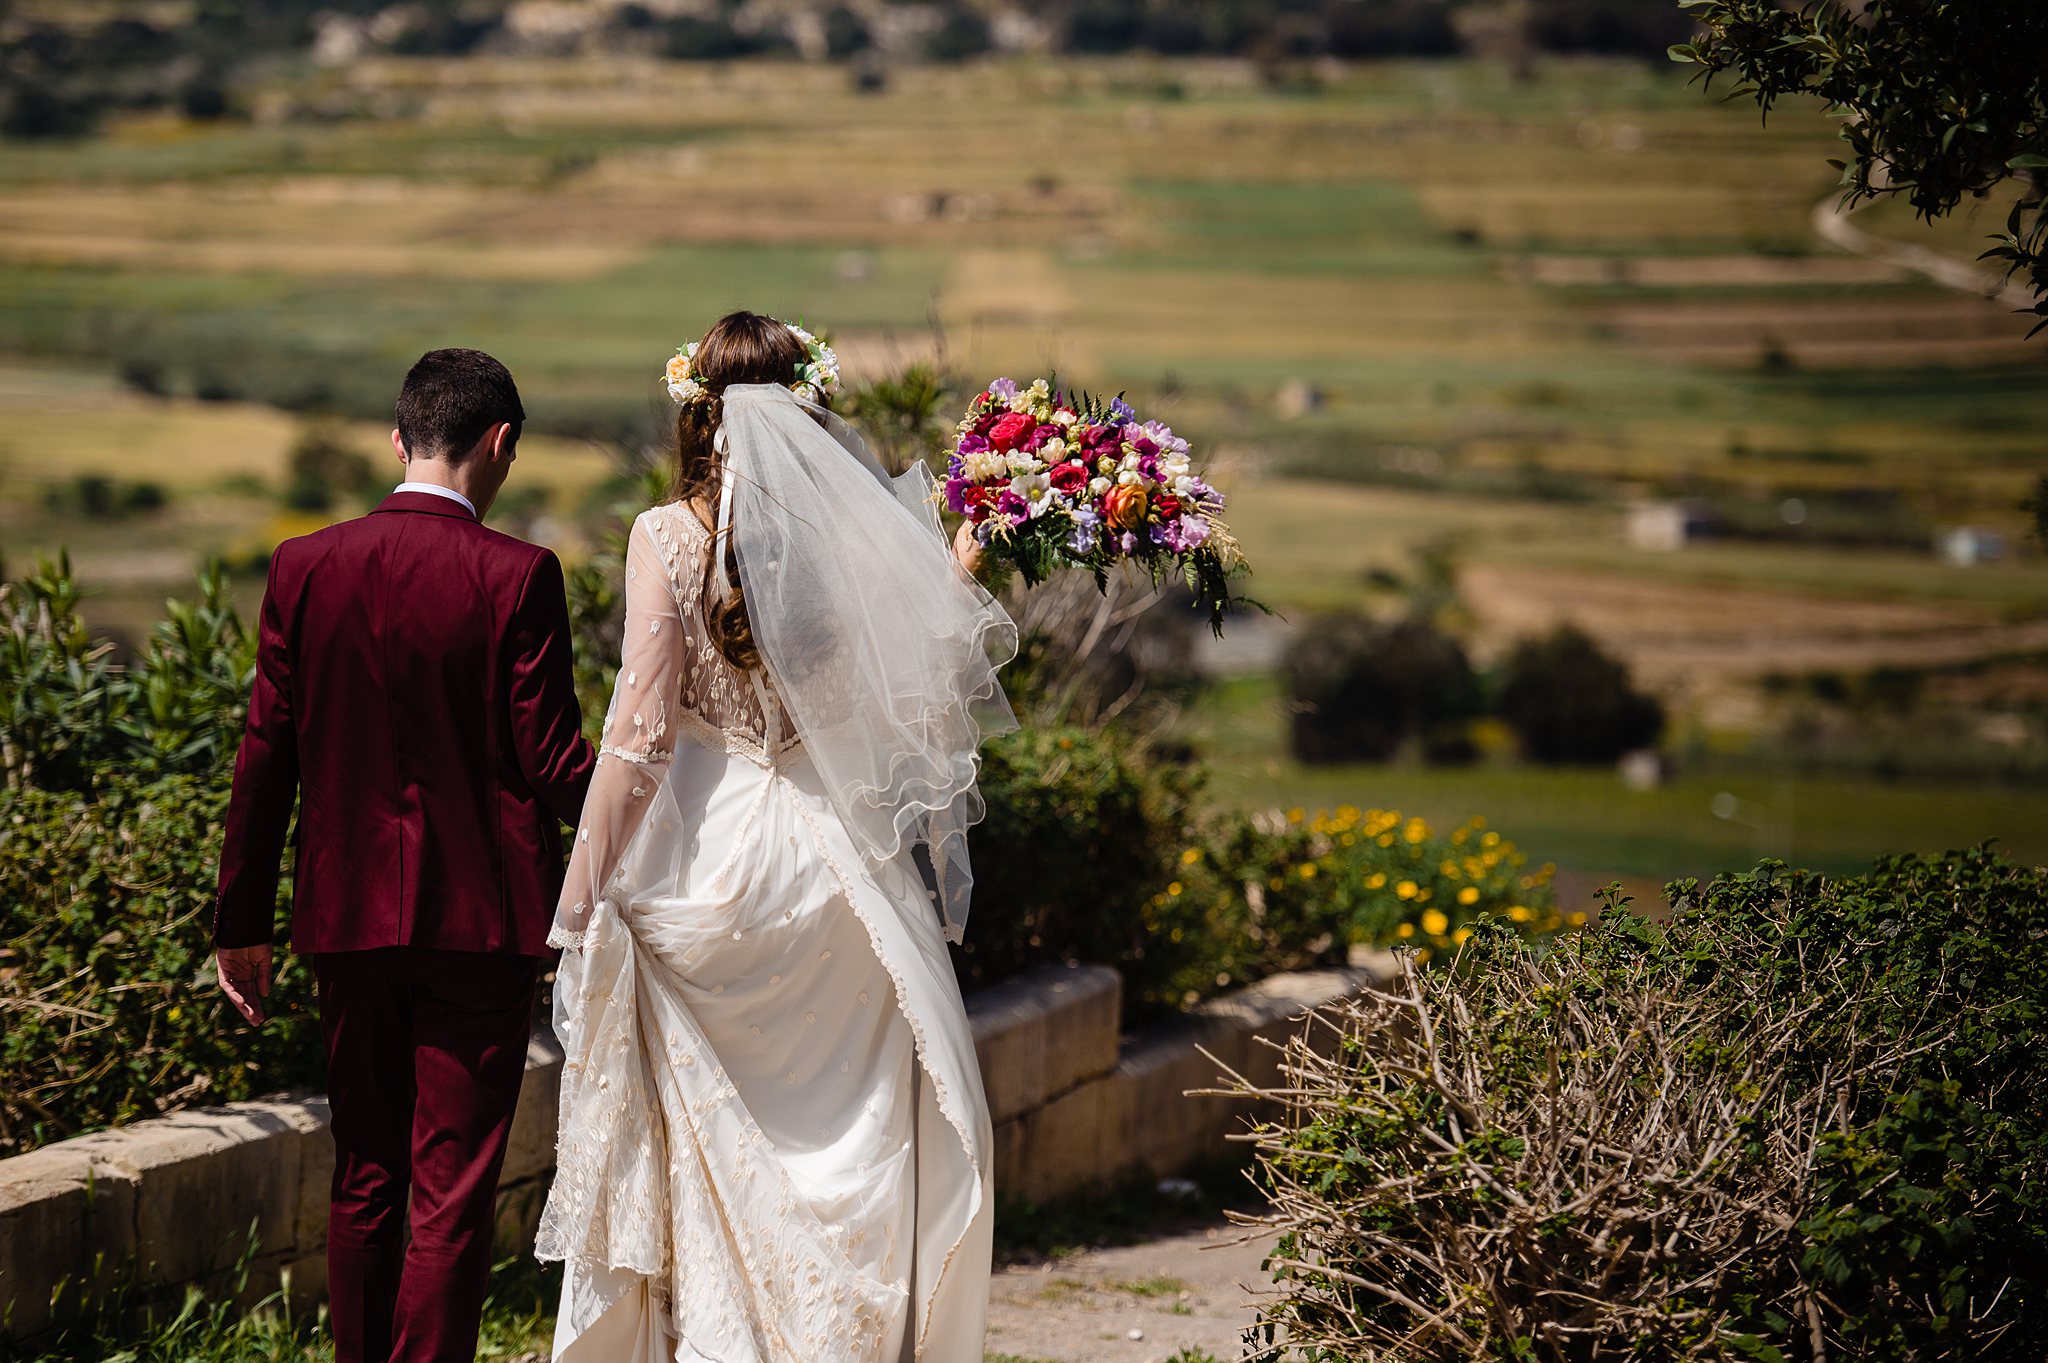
1049, 461, 1087, 494
1153, 492, 1182, 520
989, 412, 1035, 452
963, 485, 995, 522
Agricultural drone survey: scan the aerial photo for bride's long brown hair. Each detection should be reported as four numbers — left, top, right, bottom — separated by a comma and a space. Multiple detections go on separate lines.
672, 311, 814, 672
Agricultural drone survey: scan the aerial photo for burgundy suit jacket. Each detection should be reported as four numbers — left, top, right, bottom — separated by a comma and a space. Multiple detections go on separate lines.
213, 491, 597, 958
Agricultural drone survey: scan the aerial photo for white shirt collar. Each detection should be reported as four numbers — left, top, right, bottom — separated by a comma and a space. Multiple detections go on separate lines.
393, 481, 478, 518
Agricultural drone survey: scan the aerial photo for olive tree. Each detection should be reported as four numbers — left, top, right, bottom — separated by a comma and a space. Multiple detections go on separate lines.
1675, 1, 2048, 332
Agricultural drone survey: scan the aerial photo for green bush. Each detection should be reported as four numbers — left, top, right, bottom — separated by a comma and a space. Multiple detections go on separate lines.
1494, 622, 1663, 765
1283, 613, 1481, 764
0, 776, 322, 1157
1240, 848, 2048, 1361
2, 556, 253, 793
957, 725, 1209, 1020
282, 425, 374, 514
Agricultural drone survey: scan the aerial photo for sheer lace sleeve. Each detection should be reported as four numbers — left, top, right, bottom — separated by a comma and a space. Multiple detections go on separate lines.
549, 513, 684, 950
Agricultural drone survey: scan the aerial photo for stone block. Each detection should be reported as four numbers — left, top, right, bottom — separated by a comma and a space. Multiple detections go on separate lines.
1109, 1012, 1261, 1180
1227, 967, 1373, 1089
968, 963, 1120, 1126
289, 1096, 334, 1260
1004, 1075, 1117, 1205
967, 985, 1048, 1127
1035, 965, 1121, 1097
503, 1025, 565, 1185
989, 1116, 1029, 1202
281, 1252, 328, 1313
71, 1101, 310, 1287
0, 1145, 138, 1339
492, 1177, 548, 1257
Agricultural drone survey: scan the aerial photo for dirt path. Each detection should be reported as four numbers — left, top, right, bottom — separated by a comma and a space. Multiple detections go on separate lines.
986, 1219, 1280, 1363
1810, 194, 2038, 310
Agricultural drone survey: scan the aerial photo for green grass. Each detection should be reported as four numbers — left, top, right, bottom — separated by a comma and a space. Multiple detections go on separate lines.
18, 1256, 557, 1363
1185, 672, 2048, 877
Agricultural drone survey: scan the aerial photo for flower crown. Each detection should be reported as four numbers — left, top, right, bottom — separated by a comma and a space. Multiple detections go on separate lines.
663, 320, 841, 407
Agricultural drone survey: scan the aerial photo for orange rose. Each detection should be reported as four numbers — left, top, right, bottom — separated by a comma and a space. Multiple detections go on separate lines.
1102, 484, 1148, 529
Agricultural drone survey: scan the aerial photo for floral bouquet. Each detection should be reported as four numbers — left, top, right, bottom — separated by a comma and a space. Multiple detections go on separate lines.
943, 377, 1251, 632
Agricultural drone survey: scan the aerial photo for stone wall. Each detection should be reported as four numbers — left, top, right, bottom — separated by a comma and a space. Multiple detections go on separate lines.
0, 962, 1370, 1343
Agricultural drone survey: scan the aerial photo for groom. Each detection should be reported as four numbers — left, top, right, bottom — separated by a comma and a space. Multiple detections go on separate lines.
212, 348, 596, 1363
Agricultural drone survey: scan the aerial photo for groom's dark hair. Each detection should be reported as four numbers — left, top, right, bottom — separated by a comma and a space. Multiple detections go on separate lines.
395, 348, 525, 461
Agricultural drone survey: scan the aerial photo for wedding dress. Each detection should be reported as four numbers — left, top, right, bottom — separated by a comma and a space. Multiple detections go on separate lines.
537, 386, 1016, 1363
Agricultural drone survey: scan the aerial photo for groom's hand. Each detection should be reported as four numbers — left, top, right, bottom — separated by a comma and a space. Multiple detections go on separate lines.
216, 945, 274, 1026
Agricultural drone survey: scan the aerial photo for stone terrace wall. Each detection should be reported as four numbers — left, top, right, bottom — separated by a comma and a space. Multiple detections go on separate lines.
0, 962, 1371, 1343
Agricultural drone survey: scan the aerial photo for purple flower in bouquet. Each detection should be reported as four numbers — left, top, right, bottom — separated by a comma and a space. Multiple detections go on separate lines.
989, 377, 1019, 401
1069, 506, 1100, 554
1109, 396, 1136, 423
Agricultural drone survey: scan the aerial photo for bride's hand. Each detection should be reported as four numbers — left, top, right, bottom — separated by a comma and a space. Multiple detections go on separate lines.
952, 519, 988, 582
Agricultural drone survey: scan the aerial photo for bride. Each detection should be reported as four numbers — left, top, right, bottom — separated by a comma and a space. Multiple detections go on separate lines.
537, 312, 1017, 1363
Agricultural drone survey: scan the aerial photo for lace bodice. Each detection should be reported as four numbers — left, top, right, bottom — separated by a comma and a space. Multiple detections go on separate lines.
550, 503, 795, 949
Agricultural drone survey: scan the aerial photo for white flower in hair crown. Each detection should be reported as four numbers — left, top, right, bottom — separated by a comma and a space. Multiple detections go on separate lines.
663, 320, 841, 407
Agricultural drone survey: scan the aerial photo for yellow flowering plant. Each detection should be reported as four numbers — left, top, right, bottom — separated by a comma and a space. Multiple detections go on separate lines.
1201, 806, 1563, 963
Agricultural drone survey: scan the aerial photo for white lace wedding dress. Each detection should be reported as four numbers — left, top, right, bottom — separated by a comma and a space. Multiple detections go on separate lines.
537, 501, 996, 1363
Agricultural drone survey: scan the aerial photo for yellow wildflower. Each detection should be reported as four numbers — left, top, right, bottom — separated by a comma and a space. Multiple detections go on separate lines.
1457, 886, 1480, 906
1180, 847, 1201, 866
1396, 879, 1418, 900
1421, 908, 1449, 936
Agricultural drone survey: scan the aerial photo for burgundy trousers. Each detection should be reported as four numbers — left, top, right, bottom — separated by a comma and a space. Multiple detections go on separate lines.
312, 948, 538, 1363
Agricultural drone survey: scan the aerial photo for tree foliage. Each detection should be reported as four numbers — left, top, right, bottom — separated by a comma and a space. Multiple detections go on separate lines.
1676, 1, 2048, 330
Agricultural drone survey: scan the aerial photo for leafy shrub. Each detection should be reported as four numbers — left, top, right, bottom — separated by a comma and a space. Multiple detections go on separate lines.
1284, 613, 1481, 764
0, 776, 323, 1157
2, 557, 253, 793
0, 78, 99, 140
1528, 0, 1693, 58
1494, 623, 1663, 764
43, 475, 168, 519
958, 725, 1208, 1020
926, 9, 994, 61
282, 425, 373, 514
1329, 1, 1463, 58
1238, 849, 2048, 1361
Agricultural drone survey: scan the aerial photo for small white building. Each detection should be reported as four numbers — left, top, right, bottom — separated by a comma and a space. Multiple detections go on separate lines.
1936, 526, 2007, 566
1626, 499, 1716, 552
